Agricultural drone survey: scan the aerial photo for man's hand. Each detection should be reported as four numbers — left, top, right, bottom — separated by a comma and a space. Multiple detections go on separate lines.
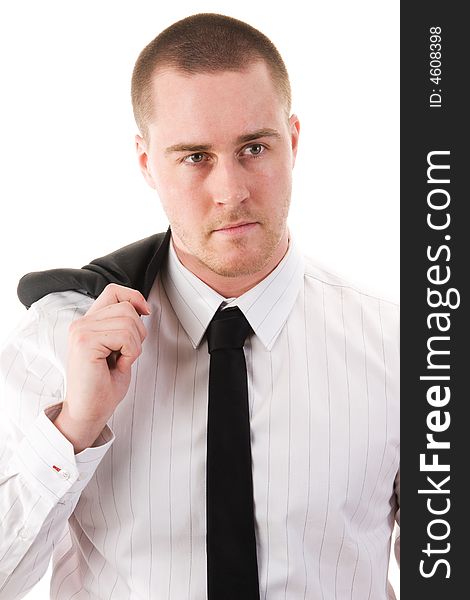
53, 283, 151, 453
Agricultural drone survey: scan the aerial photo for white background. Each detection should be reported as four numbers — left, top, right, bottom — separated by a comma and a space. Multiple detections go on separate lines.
0, 1, 399, 598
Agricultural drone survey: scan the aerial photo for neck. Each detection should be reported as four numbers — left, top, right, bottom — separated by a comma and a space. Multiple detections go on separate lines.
172, 232, 289, 298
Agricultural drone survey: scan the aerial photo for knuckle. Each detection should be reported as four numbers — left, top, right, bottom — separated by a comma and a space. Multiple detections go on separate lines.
73, 330, 90, 346
123, 329, 134, 344
68, 317, 95, 348
105, 282, 119, 293
70, 313, 88, 327
68, 318, 84, 338
123, 315, 137, 330
123, 303, 137, 317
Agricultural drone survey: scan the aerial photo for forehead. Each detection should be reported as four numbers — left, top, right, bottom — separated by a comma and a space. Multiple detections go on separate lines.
147, 62, 286, 143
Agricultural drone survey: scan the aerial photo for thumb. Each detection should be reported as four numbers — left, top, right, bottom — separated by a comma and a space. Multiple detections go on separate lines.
115, 353, 136, 375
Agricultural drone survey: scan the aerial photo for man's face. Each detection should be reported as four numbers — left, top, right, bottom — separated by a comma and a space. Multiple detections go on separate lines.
136, 61, 300, 280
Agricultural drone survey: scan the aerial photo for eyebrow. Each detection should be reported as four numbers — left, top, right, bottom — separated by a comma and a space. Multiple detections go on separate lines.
164, 128, 281, 155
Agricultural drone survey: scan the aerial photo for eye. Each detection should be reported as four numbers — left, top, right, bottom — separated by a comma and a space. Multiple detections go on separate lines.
183, 153, 206, 164
242, 143, 265, 157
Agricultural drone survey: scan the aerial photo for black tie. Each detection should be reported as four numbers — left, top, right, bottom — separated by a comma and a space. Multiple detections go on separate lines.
206, 306, 260, 599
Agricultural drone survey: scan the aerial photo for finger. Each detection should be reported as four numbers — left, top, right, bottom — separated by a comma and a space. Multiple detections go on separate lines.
71, 328, 142, 363
115, 352, 138, 375
89, 303, 148, 341
78, 315, 146, 343
86, 283, 151, 317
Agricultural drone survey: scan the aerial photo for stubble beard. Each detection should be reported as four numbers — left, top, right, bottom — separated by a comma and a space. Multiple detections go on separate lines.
200, 225, 284, 278
172, 199, 290, 279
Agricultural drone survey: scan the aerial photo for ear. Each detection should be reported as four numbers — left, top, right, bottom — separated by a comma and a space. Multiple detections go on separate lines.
288, 114, 300, 167
135, 134, 157, 189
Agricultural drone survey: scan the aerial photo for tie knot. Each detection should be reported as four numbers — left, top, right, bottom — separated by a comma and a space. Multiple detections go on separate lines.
207, 306, 252, 353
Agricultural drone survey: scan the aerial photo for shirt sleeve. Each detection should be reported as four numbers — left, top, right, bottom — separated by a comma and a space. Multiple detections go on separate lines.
0, 296, 114, 598
394, 469, 400, 565
387, 469, 400, 600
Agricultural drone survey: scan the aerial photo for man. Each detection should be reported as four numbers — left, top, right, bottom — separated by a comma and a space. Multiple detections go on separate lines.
0, 13, 399, 600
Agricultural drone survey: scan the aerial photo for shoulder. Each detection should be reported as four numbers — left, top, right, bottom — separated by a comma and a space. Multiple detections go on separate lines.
31, 290, 94, 322
2, 291, 93, 373
303, 255, 397, 303
303, 255, 399, 310
301, 257, 399, 403
302, 255, 399, 349
34, 290, 93, 355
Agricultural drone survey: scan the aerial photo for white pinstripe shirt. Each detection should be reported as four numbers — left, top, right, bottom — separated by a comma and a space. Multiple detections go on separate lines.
0, 238, 400, 599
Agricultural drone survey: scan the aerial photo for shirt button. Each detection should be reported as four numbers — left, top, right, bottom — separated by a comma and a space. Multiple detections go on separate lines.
60, 471, 70, 480
19, 528, 30, 540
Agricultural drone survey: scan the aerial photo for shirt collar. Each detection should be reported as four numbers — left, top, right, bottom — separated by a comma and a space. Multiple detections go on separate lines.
161, 236, 304, 351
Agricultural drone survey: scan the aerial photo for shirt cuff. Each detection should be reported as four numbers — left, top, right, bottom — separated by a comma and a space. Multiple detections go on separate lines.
12, 403, 115, 505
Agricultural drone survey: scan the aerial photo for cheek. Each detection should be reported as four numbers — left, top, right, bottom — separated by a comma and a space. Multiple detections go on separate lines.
154, 168, 197, 213
255, 161, 291, 202
157, 180, 207, 232
259, 147, 292, 183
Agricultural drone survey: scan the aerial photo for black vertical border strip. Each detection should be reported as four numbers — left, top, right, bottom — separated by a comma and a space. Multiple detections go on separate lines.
401, 3, 466, 598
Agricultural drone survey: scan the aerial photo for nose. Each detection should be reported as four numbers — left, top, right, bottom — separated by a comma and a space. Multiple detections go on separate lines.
207, 157, 249, 206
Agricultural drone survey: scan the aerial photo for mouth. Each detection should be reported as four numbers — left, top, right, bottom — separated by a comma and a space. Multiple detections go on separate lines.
213, 221, 259, 235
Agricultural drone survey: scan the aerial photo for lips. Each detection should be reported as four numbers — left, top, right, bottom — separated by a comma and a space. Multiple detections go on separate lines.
213, 222, 258, 235
216, 221, 254, 231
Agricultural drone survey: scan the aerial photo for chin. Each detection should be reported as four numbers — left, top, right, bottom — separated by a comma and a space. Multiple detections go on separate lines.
204, 249, 274, 279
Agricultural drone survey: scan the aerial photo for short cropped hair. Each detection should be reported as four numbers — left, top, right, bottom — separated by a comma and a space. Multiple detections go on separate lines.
131, 13, 291, 139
